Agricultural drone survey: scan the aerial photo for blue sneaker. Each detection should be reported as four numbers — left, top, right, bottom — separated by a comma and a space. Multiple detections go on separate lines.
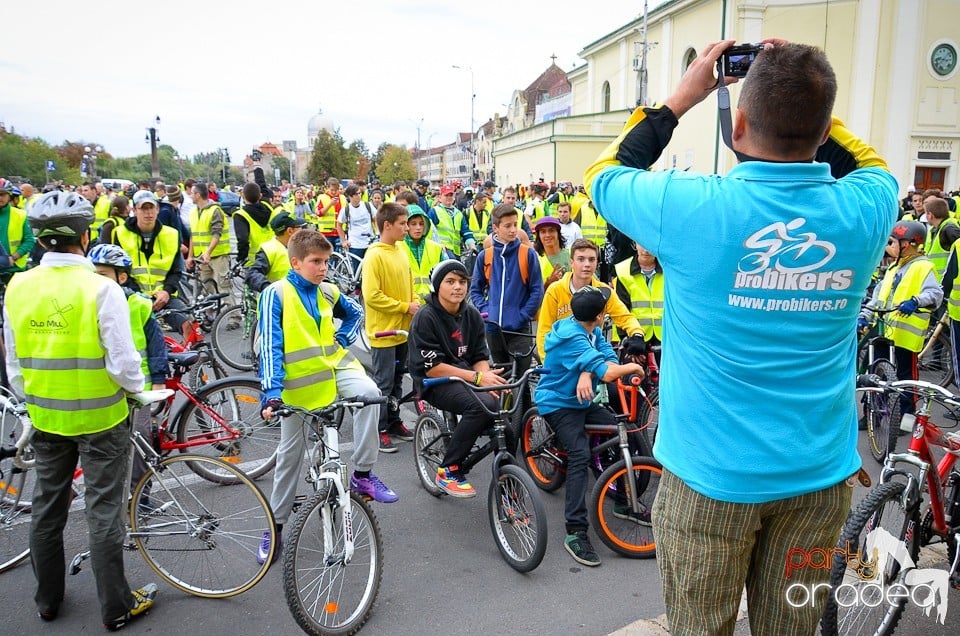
256, 529, 281, 565
350, 473, 399, 503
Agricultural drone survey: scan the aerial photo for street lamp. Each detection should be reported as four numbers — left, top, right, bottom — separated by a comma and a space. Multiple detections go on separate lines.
451, 65, 475, 184
83, 145, 102, 179
145, 115, 161, 179
409, 117, 424, 177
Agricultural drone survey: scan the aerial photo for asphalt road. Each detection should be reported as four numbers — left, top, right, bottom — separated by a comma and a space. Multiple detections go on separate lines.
2, 346, 959, 635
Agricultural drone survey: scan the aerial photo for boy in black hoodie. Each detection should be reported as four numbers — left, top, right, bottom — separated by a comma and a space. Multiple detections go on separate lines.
408, 259, 508, 497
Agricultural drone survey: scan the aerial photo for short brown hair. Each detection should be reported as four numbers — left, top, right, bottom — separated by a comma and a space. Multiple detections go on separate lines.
288, 228, 332, 261
922, 188, 943, 200
376, 202, 408, 233
924, 196, 949, 221
397, 191, 419, 205
557, 201, 572, 213
491, 203, 519, 226
738, 44, 836, 157
569, 238, 599, 259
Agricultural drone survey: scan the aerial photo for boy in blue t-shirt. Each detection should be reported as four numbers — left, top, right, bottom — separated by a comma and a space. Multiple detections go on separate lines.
534, 285, 644, 567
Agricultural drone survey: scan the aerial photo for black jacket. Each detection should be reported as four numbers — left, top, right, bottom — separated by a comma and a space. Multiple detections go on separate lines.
408, 293, 490, 393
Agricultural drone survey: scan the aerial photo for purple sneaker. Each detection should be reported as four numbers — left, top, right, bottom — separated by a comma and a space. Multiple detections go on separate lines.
350, 473, 399, 503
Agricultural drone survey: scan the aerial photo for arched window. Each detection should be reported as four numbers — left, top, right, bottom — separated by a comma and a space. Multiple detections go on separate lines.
601, 81, 611, 112
682, 48, 697, 74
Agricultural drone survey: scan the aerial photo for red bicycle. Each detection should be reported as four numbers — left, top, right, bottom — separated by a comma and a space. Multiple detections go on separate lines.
821, 375, 960, 635
156, 292, 231, 389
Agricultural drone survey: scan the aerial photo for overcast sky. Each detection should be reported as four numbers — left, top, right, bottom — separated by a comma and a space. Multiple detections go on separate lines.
2, 0, 653, 163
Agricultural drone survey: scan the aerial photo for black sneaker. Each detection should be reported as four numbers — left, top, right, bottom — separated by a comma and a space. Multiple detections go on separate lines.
388, 422, 414, 441
378, 432, 398, 453
104, 583, 158, 631
614, 503, 652, 526
564, 531, 601, 566
37, 608, 58, 622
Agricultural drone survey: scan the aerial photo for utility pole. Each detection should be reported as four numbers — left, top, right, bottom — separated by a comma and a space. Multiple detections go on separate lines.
452, 65, 475, 184
639, 0, 650, 107
146, 115, 161, 179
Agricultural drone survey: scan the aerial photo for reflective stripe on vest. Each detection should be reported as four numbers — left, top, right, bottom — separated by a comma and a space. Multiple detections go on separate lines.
6, 205, 28, 268
190, 204, 231, 257
877, 257, 935, 352
6, 266, 129, 434
234, 207, 278, 266
261, 238, 291, 282
433, 206, 464, 256
403, 239, 444, 301
614, 258, 664, 341
925, 218, 957, 280
316, 194, 346, 234
114, 224, 180, 295
278, 280, 345, 410
579, 203, 607, 246
466, 209, 490, 247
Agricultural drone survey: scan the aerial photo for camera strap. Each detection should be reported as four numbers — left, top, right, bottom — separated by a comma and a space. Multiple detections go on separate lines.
716, 64, 735, 151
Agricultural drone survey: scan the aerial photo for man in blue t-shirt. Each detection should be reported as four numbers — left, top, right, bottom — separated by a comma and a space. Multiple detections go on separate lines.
585, 39, 898, 635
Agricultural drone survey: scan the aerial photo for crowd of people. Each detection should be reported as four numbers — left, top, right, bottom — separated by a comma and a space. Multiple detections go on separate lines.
4, 36, 960, 636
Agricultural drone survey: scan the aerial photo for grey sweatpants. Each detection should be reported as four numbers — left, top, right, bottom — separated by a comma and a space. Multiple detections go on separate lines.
269, 364, 381, 526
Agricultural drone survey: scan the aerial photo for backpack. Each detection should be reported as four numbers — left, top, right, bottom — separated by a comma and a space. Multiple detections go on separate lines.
482, 243, 531, 285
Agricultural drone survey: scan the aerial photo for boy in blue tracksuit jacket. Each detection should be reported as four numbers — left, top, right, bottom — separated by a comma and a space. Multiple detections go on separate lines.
535, 285, 644, 567
469, 203, 542, 375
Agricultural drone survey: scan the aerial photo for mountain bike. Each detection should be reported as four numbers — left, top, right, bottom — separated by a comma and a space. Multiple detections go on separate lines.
858, 307, 907, 463
821, 374, 960, 635
210, 268, 259, 372
157, 291, 231, 390
413, 366, 550, 572
274, 396, 387, 636
4, 391, 277, 598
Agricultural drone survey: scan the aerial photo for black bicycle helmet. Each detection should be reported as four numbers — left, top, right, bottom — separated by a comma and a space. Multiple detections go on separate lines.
28, 191, 95, 238
891, 220, 926, 245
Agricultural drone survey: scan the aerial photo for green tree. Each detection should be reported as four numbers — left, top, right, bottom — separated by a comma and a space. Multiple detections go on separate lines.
271, 156, 292, 184
375, 145, 416, 185
306, 129, 354, 183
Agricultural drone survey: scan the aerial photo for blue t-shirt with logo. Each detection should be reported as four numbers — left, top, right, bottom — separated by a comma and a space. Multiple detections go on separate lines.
590, 160, 898, 503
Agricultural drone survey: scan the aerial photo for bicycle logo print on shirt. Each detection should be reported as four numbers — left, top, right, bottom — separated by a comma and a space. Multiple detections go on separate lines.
733, 218, 853, 292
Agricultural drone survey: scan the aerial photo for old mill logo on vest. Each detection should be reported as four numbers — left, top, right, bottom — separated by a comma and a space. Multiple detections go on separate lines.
734, 218, 853, 291
30, 299, 74, 331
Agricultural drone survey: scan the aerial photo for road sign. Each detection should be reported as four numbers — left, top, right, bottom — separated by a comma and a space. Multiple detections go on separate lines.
274, 168, 281, 184
46, 160, 56, 172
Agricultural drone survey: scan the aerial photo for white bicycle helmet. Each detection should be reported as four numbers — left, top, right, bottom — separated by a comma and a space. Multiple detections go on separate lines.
88, 243, 133, 270
28, 191, 94, 238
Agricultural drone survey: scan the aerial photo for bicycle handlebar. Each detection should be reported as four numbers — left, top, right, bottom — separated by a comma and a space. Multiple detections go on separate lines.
273, 395, 388, 418
423, 365, 550, 391
856, 374, 960, 408
374, 330, 409, 338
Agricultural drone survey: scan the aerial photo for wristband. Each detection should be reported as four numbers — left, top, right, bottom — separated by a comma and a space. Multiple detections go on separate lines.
474, 372, 482, 386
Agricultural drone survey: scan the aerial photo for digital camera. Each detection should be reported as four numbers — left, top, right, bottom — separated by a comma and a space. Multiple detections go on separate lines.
720, 43, 763, 78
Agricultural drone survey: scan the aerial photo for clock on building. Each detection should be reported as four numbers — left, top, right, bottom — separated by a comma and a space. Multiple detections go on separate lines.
931, 42, 957, 77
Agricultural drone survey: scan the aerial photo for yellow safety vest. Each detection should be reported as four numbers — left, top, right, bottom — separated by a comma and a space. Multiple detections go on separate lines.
615, 258, 663, 341
924, 218, 957, 280
315, 193, 346, 234
260, 238, 291, 283
114, 224, 180, 295
5, 205, 28, 268
946, 240, 960, 321
277, 279, 359, 410
127, 290, 152, 377
526, 199, 547, 224
877, 257, 936, 352
92, 195, 112, 232
433, 205, 465, 256
233, 206, 278, 266
403, 239, 444, 301
466, 208, 490, 247
578, 202, 607, 247
7, 266, 129, 434
190, 203, 231, 257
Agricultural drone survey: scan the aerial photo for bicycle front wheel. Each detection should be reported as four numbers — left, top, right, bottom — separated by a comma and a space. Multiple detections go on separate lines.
919, 323, 954, 387
175, 377, 278, 483
130, 454, 275, 597
589, 456, 660, 559
487, 463, 548, 572
866, 360, 900, 463
283, 485, 383, 636
413, 412, 448, 497
211, 305, 258, 371
516, 407, 565, 492
820, 480, 919, 636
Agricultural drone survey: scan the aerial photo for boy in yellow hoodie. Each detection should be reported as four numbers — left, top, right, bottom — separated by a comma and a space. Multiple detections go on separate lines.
362, 202, 419, 452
